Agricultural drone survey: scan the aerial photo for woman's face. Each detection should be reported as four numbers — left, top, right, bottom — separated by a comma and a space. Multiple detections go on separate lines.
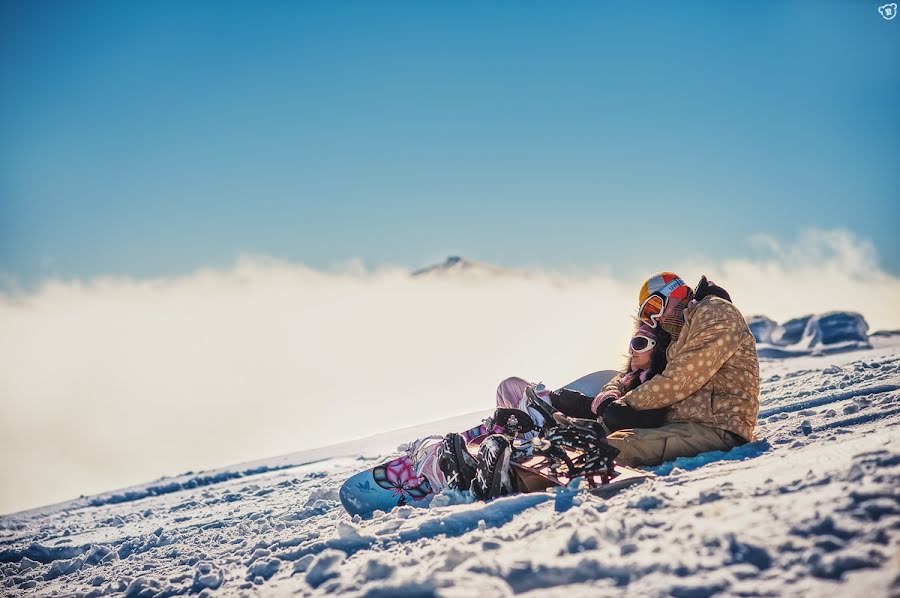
630, 347, 652, 370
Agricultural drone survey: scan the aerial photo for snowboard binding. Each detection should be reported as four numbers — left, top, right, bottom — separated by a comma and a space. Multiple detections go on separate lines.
490, 398, 621, 487
528, 413, 620, 484
524, 384, 562, 435
492, 407, 538, 436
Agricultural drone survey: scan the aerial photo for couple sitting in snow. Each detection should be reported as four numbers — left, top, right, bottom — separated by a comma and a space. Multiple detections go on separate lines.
437, 272, 761, 500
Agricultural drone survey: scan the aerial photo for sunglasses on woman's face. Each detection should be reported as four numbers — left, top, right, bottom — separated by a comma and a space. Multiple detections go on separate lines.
630, 334, 657, 353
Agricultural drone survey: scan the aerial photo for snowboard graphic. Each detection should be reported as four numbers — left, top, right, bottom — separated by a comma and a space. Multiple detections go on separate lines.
339, 370, 652, 517
339, 453, 436, 516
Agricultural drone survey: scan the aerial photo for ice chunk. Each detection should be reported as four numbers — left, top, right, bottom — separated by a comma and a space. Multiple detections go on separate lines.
305, 549, 346, 588
192, 562, 223, 591
246, 557, 281, 581
773, 315, 813, 345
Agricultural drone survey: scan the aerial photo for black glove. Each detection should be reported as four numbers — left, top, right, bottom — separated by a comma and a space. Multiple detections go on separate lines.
601, 399, 667, 432
694, 275, 732, 303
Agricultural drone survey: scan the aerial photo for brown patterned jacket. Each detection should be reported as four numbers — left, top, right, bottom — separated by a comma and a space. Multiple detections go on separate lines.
603, 296, 760, 441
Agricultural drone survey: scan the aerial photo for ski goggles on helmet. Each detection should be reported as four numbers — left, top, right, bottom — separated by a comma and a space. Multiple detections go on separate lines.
629, 334, 656, 354
638, 277, 685, 328
638, 295, 665, 328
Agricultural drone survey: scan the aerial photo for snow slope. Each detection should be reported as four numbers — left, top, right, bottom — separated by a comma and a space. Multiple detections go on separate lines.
2, 342, 899, 597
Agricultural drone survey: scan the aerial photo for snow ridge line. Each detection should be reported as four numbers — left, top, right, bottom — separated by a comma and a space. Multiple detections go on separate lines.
275, 494, 553, 562
0, 531, 160, 567
757, 384, 899, 419
0, 542, 88, 565
85, 462, 315, 509
814, 405, 900, 432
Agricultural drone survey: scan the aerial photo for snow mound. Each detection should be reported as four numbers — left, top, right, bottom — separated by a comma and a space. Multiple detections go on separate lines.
747, 315, 778, 345
751, 311, 871, 358
774, 315, 814, 346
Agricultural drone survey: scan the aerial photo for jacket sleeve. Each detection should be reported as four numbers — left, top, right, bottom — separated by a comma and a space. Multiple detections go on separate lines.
622, 300, 745, 410
599, 372, 626, 398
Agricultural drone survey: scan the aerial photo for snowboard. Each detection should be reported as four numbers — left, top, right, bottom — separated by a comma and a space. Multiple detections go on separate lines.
339, 371, 653, 517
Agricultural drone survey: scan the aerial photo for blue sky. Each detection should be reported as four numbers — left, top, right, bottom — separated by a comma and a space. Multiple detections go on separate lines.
1, 0, 898, 283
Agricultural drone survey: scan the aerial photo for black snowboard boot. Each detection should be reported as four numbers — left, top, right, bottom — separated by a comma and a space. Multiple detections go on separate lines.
472, 434, 517, 500
437, 433, 478, 491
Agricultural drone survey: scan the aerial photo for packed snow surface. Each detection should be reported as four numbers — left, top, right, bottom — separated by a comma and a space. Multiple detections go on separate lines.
2, 341, 900, 597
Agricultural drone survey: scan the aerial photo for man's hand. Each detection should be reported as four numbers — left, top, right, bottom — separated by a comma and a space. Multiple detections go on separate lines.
591, 390, 620, 415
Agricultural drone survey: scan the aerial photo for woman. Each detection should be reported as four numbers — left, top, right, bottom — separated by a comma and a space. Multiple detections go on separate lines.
591, 322, 670, 432
436, 322, 671, 499
494, 321, 671, 431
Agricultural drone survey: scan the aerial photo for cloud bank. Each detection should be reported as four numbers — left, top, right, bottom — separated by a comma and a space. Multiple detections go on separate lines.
1, 228, 898, 514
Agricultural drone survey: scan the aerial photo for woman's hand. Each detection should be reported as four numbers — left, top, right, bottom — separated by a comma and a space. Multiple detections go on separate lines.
591, 390, 620, 415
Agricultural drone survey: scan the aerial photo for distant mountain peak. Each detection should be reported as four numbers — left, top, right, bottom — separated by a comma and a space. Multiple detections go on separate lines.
411, 256, 509, 277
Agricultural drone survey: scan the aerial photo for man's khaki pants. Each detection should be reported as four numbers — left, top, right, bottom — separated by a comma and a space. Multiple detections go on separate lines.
606, 422, 739, 467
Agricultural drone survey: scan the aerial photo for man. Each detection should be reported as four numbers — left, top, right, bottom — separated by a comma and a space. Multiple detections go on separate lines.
596, 272, 760, 466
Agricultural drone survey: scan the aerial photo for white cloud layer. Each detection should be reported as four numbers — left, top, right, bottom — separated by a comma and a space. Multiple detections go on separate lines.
1, 228, 898, 514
